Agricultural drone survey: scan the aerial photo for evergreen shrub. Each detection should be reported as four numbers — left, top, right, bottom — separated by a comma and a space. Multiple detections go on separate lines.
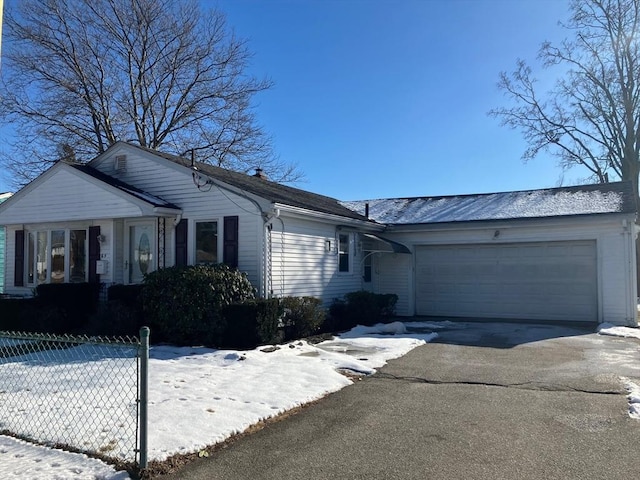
142, 264, 255, 346
221, 298, 282, 349
280, 296, 325, 341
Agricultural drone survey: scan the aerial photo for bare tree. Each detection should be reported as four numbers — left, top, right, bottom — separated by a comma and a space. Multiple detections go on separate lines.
0, 0, 300, 185
490, 0, 640, 205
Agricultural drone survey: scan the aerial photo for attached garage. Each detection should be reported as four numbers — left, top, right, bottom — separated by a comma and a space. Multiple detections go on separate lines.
345, 181, 639, 326
414, 241, 598, 322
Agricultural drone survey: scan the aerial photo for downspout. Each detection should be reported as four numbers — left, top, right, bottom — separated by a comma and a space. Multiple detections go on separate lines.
194, 170, 271, 297
626, 218, 639, 326
275, 215, 285, 297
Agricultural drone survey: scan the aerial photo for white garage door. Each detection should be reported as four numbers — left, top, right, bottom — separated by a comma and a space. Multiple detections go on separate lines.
415, 241, 597, 322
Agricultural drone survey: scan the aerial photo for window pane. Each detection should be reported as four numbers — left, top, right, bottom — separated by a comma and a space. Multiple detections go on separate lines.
27, 233, 35, 284
70, 230, 87, 283
196, 221, 218, 264
363, 252, 372, 282
51, 230, 65, 283
37, 232, 48, 284
338, 234, 349, 272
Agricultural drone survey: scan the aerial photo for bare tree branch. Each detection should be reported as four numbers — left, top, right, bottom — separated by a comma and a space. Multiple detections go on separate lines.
490, 0, 640, 205
0, 0, 303, 187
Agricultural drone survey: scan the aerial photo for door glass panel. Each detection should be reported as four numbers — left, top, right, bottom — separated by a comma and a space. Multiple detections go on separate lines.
70, 230, 87, 283
37, 232, 48, 284
27, 233, 35, 285
129, 224, 154, 283
51, 230, 65, 283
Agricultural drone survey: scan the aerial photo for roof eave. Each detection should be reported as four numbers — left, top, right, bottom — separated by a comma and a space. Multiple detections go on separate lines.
385, 211, 637, 231
273, 203, 383, 229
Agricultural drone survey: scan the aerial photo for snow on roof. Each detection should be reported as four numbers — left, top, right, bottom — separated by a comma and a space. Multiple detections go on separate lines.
340, 182, 636, 225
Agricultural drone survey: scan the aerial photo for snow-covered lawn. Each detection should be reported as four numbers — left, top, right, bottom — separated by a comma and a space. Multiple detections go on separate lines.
0, 321, 436, 480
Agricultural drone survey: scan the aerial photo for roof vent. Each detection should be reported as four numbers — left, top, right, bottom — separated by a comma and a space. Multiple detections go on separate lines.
114, 155, 127, 172
253, 167, 267, 180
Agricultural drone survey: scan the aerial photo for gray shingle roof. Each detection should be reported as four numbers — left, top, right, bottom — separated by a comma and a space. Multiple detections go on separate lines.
134, 145, 369, 221
340, 182, 637, 225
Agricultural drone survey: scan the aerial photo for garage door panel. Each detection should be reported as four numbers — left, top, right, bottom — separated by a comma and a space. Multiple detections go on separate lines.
415, 241, 597, 322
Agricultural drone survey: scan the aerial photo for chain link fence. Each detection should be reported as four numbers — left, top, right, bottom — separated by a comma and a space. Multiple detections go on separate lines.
0, 328, 149, 471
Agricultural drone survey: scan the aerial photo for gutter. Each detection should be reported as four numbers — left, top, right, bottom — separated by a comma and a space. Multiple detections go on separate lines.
273, 203, 383, 230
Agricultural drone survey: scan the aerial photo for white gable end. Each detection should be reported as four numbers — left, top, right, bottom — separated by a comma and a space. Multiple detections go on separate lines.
0, 165, 156, 225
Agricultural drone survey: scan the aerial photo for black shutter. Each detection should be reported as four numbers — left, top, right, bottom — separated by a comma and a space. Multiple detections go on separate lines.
14, 230, 24, 287
175, 219, 188, 266
223, 216, 239, 268
88, 226, 101, 284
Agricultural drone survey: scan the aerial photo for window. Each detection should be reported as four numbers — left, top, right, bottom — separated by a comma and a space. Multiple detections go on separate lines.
363, 252, 372, 282
26, 229, 88, 285
27, 233, 35, 284
196, 221, 218, 264
51, 230, 65, 283
36, 231, 48, 284
338, 233, 351, 273
70, 230, 87, 282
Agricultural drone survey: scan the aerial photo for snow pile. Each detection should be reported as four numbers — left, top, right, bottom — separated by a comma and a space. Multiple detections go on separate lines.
622, 378, 640, 420
597, 323, 640, 341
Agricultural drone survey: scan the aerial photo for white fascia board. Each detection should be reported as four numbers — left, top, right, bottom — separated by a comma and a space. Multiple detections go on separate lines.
153, 206, 182, 216
0, 161, 179, 222
386, 212, 638, 233
63, 164, 175, 216
273, 203, 384, 231
0, 161, 67, 216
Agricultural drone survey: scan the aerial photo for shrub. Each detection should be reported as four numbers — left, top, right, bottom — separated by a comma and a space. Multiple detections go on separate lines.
326, 298, 354, 332
108, 284, 144, 310
142, 264, 255, 346
0, 297, 66, 334
86, 300, 142, 337
327, 291, 399, 331
35, 282, 101, 331
280, 297, 325, 341
221, 298, 282, 349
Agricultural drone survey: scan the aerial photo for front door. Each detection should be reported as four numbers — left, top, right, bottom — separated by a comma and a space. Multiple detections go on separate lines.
127, 222, 155, 284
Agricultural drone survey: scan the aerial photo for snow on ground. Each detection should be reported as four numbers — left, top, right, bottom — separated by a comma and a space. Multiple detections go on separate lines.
0, 322, 437, 479
597, 323, 640, 420
597, 322, 640, 341
622, 378, 640, 420
0, 435, 129, 480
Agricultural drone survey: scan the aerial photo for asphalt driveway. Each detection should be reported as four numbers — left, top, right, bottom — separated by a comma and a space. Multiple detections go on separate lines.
157, 321, 640, 480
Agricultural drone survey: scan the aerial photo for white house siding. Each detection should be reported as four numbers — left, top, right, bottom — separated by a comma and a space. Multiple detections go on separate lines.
372, 253, 412, 316
382, 214, 637, 326
269, 216, 365, 305
0, 168, 148, 225
90, 145, 265, 291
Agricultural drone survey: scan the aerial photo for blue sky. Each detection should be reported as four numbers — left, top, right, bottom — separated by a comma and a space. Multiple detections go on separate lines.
1, 0, 576, 200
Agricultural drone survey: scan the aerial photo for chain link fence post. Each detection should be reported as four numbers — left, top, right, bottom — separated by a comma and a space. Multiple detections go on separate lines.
139, 326, 150, 471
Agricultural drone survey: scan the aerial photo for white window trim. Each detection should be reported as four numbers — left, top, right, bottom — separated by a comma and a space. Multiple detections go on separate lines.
337, 232, 353, 274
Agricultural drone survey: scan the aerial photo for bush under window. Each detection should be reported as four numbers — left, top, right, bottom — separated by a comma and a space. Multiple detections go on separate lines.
142, 264, 255, 346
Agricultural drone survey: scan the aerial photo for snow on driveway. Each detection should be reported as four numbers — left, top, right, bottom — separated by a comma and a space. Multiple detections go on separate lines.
0, 322, 436, 479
